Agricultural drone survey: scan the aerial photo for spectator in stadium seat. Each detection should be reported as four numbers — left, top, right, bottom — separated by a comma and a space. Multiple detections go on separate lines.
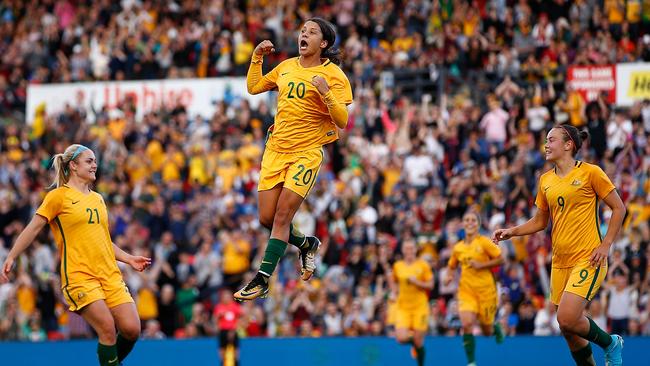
1, 144, 151, 366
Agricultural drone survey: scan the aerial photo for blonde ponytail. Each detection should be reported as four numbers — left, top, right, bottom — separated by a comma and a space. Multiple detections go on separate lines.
49, 144, 90, 189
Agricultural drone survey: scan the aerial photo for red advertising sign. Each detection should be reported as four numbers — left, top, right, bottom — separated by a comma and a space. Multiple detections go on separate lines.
567, 65, 616, 104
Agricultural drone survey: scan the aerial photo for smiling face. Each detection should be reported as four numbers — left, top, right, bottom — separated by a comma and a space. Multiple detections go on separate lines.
544, 128, 573, 161
298, 20, 327, 57
462, 212, 480, 237
69, 149, 97, 183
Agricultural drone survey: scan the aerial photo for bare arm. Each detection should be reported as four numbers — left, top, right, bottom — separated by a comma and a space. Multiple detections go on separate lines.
590, 189, 626, 267
492, 207, 550, 242
113, 243, 152, 272
1, 215, 48, 282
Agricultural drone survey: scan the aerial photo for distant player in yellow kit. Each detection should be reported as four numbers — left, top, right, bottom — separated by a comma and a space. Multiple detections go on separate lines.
493, 124, 626, 366
389, 239, 434, 366
446, 211, 504, 366
1, 144, 151, 366
235, 18, 353, 301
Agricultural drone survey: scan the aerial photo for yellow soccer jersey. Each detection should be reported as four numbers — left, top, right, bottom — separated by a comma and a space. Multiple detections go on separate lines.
535, 161, 616, 268
392, 259, 433, 309
250, 57, 353, 152
449, 235, 501, 292
36, 186, 121, 288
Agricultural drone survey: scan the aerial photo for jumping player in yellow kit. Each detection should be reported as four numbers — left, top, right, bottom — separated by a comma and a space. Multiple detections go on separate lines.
389, 239, 434, 366
446, 211, 504, 366
493, 125, 626, 366
1, 144, 151, 366
234, 18, 353, 301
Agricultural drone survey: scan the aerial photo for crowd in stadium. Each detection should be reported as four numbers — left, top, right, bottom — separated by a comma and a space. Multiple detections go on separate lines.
1, 0, 650, 343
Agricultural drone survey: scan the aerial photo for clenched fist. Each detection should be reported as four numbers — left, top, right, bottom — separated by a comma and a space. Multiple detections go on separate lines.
311, 75, 329, 95
254, 40, 275, 56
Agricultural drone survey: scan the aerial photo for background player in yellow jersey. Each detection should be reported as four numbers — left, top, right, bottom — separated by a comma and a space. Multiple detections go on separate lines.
388, 239, 434, 366
235, 18, 353, 301
1, 144, 151, 366
446, 211, 504, 366
493, 125, 626, 366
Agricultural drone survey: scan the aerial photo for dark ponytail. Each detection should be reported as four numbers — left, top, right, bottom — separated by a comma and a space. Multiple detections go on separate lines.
307, 17, 342, 65
556, 124, 589, 156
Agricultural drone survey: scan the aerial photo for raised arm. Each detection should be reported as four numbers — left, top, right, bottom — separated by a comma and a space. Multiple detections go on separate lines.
247, 40, 277, 95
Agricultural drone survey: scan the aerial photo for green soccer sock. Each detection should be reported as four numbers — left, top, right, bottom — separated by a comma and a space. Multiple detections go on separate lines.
585, 318, 613, 349
259, 238, 288, 276
570, 344, 596, 366
288, 223, 308, 249
97, 342, 118, 366
415, 345, 425, 366
463, 334, 476, 364
494, 323, 505, 344
116, 333, 137, 362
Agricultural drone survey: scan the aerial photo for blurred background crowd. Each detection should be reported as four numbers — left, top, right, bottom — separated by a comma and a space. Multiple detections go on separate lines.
1, 0, 650, 343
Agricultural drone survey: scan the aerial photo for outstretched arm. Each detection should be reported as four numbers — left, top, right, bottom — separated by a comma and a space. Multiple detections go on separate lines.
492, 207, 550, 243
1, 215, 48, 282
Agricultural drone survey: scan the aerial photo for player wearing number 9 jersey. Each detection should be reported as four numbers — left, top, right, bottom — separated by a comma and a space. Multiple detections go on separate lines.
235, 18, 353, 302
493, 125, 626, 366
1, 144, 151, 366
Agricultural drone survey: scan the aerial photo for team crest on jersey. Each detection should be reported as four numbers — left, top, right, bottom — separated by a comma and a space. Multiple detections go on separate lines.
571, 179, 582, 186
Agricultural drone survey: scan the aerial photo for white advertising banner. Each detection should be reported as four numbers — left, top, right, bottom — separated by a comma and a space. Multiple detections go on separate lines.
615, 63, 650, 106
26, 77, 268, 123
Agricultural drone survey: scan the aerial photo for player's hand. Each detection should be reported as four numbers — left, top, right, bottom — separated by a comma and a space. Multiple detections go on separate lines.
407, 275, 417, 284
128, 255, 152, 272
492, 228, 513, 243
1, 256, 14, 283
589, 243, 610, 267
254, 40, 275, 56
311, 75, 330, 95
468, 260, 483, 270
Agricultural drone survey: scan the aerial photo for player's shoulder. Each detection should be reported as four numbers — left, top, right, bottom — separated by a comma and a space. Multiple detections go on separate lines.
91, 191, 107, 204
323, 61, 348, 80
576, 161, 601, 174
277, 57, 299, 71
45, 186, 70, 199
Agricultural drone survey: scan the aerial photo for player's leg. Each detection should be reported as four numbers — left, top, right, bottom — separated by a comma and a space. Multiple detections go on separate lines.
110, 302, 141, 363
460, 311, 478, 366
235, 187, 304, 301
560, 261, 622, 365
478, 292, 503, 344
410, 306, 428, 366
80, 300, 119, 366
259, 185, 312, 257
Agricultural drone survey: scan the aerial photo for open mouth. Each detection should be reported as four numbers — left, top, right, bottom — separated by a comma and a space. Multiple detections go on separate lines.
300, 39, 308, 50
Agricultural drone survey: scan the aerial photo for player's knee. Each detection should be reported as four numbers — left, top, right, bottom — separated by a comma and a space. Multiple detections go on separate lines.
96, 321, 117, 344
259, 215, 273, 230
120, 322, 141, 340
557, 314, 579, 334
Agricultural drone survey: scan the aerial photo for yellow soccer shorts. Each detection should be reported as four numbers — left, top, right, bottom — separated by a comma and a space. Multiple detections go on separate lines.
395, 304, 429, 332
258, 147, 324, 198
62, 273, 134, 312
550, 259, 607, 305
458, 288, 497, 326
